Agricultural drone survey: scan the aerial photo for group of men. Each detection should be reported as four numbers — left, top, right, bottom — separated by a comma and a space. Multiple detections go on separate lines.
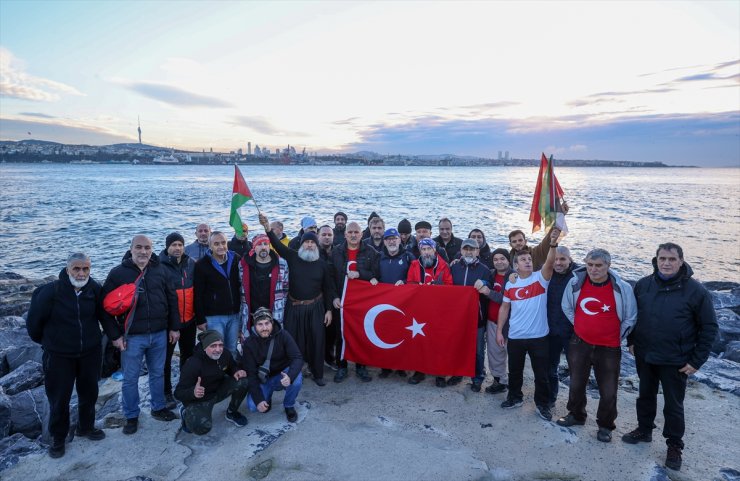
27, 211, 717, 473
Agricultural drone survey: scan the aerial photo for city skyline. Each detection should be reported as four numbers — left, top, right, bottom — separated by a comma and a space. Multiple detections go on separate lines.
0, 1, 738, 166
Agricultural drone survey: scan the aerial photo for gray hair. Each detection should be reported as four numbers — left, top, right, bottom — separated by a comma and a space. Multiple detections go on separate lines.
556, 246, 572, 261
66, 252, 90, 267
209, 231, 227, 244
585, 248, 611, 265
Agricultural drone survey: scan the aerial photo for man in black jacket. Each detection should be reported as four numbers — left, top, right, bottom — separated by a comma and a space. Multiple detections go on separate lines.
101, 235, 180, 435
27, 253, 106, 458
434, 218, 462, 261
546, 246, 577, 408
622, 243, 718, 471
175, 330, 248, 434
241, 308, 303, 422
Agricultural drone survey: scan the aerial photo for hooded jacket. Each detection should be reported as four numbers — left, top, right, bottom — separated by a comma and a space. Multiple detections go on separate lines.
407, 254, 453, 285
159, 249, 196, 325
450, 258, 492, 327
332, 241, 380, 295
193, 250, 242, 323
433, 234, 463, 262
547, 262, 578, 337
184, 240, 210, 261
240, 250, 289, 329
628, 260, 717, 369
174, 342, 241, 404
228, 236, 252, 258
27, 268, 103, 357
378, 247, 416, 284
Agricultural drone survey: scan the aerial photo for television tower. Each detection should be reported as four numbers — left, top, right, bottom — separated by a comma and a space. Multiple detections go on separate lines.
137, 116, 142, 144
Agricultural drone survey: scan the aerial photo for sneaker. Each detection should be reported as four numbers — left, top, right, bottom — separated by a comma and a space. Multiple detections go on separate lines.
396, 370, 407, 377
536, 405, 553, 421
556, 413, 586, 427
111, 370, 124, 382
501, 398, 523, 409
75, 427, 106, 441
665, 445, 682, 471
225, 409, 248, 427
408, 372, 426, 384
324, 360, 338, 372
123, 418, 138, 435
164, 393, 177, 410
285, 407, 298, 423
446, 376, 463, 386
179, 405, 191, 434
435, 377, 447, 388
356, 366, 372, 382
333, 367, 348, 383
151, 409, 176, 422
313, 377, 326, 386
621, 427, 653, 444
378, 369, 392, 379
48, 439, 65, 459
597, 427, 612, 443
470, 381, 482, 392
485, 381, 507, 394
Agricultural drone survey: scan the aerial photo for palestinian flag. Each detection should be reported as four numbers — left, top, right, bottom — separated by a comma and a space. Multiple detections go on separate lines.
529, 153, 566, 233
229, 165, 253, 237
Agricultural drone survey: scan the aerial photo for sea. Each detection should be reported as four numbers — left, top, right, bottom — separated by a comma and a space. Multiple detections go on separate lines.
1, 163, 738, 284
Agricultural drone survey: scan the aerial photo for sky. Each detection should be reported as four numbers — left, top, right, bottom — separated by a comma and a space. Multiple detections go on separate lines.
0, 0, 738, 166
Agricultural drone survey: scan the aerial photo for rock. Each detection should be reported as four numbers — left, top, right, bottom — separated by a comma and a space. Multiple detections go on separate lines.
713, 309, 740, 354
0, 317, 25, 330
716, 468, 740, 481
0, 301, 30, 318
0, 433, 45, 473
692, 357, 740, 396
0, 272, 24, 281
4, 345, 43, 372
712, 288, 740, 310
9, 386, 48, 439
0, 361, 44, 395
0, 388, 11, 438
704, 281, 740, 291
723, 341, 740, 363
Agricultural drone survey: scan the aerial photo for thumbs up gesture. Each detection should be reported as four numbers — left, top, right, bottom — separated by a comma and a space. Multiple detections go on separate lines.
194, 376, 205, 398
280, 371, 291, 387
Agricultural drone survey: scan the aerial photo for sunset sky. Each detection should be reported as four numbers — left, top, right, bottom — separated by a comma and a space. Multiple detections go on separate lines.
0, 1, 738, 165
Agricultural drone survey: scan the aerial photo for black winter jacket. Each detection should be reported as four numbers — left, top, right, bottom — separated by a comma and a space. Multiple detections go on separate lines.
378, 248, 416, 284
193, 251, 242, 323
547, 263, 578, 338
331, 242, 380, 295
450, 259, 492, 327
433, 234, 463, 262
27, 269, 104, 357
174, 343, 241, 404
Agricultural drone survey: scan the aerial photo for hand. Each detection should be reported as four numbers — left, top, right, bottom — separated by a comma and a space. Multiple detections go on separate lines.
679, 363, 697, 376
196, 323, 207, 332
449, 258, 460, 266
112, 337, 126, 351
369, 278, 378, 286
333, 298, 342, 309
238, 332, 245, 343
324, 310, 332, 326
347, 271, 360, 279
280, 371, 291, 387
258, 213, 270, 231
550, 228, 561, 244
508, 273, 518, 284
496, 331, 506, 347
169, 330, 180, 344
561, 201, 570, 215
194, 377, 205, 398
477, 285, 491, 296
257, 400, 270, 413
394, 280, 404, 286
233, 370, 247, 381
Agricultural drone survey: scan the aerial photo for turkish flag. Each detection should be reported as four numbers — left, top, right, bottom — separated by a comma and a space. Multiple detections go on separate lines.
341, 280, 478, 376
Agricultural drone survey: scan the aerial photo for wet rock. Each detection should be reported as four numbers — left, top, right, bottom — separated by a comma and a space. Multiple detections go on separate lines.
716, 468, 740, 481
0, 361, 44, 395
0, 433, 45, 473
4, 345, 43, 372
0, 389, 11, 438
249, 459, 273, 480
723, 341, 740, 363
0, 317, 25, 330
9, 386, 48, 439
713, 309, 740, 354
712, 289, 740, 310
0, 273, 25, 281
692, 357, 740, 396
704, 281, 740, 292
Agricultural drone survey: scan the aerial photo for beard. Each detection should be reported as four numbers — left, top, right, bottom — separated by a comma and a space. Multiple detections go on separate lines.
69, 275, 89, 289
257, 249, 270, 260
298, 246, 320, 262
421, 255, 436, 268
206, 351, 222, 360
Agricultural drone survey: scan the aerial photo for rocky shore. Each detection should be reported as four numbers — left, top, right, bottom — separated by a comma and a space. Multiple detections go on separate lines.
1, 271, 739, 481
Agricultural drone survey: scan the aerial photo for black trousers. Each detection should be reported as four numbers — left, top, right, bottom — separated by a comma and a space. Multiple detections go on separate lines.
507, 336, 550, 407
165, 321, 197, 395
42, 347, 102, 442
635, 355, 688, 448
182, 377, 248, 435
547, 332, 571, 405
325, 307, 341, 366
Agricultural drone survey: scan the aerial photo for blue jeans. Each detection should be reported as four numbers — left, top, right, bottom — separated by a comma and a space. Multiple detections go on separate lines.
121, 331, 167, 419
548, 332, 572, 404
247, 370, 303, 411
473, 326, 486, 384
206, 313, 241, 355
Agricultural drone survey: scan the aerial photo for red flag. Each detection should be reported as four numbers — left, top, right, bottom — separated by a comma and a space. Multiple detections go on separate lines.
529, 153, 565, 233
341, 280, 478, 376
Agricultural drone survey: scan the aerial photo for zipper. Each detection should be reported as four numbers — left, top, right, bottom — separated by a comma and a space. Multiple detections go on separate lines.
76, 293, 83, 352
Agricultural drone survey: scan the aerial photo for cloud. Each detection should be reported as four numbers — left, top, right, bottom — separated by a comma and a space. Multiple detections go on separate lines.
19, 112, 56, 119
230, 115, 305, 136
0, 47, 83, 101
567, 88, 675, 107
118, 80, 233, 108
0, 117, 132, 145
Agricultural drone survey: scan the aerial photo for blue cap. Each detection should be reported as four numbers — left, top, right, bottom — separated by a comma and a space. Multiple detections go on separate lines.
419, 238, 436, 249
301, 216, 317, 230
383, 228, 400, 239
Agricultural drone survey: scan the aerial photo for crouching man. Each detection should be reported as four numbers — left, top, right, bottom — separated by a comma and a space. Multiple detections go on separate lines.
175, 330, 249, 434
241, 308, 303, 423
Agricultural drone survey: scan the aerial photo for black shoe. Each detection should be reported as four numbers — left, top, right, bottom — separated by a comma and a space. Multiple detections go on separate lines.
556, 413, 586, 427
470, 381, 482, 392
333, 367, 347, 383
536, 405, 553, 421
285, 407, 298, 423
164, 392, 177, 410
378, 369, 392, 379
446, 376, 462, 386
48, 439, 65, 459
356, 367, 372, 382
435, 377, 447, 388
179, 405, 191, 434
408, 372, 425, 385
396, 370, 407, 377
597, 427, 612, 443
622, 427, 652, 444
485, 381, 507, 394
313, 377, 327, 387
501, 398, 523, 409
665, 445, 682, 471
225, 409, 248, 427
123, 418, 138, 435
76, 427, 106, 440
151, 409, 176, 422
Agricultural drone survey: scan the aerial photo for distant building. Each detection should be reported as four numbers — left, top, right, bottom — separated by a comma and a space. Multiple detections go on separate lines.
498, 150, 502, 160
255, 145, 261, 155
238, 148, 243, 155
248, 142, 251, 155
505, 151, 509, 160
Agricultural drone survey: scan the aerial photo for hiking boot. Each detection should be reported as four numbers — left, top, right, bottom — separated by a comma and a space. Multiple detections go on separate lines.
179, 405, 191, 434
313, 377, 327, 387
435, 377, 447, 388
597, 427, 612, 443
285, 407, 298, 423
164, 392, 177, 410
501, 398, 523, 409
333, 367, 348, 383
556, 413, 586, 427
536, 405, 553, 421
378, 369, 392, 379
356, 366, 372, 382
621, 427, 652, 444
123, 418, 138, 435
485, 381, 507, 394
225, 409, 248, 427
75, 427, 106, 441
470, 381, 482, 392
48, 439, 65, 459
665, 445, 682, 471
151, 409, 176, 422
446, 376, 463, 386
408, 372, 426, 385
396, 370, 407, 377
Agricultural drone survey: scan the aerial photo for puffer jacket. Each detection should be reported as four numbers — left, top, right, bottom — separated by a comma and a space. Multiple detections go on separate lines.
159, 250, 196, 325
174, 342, 241, 404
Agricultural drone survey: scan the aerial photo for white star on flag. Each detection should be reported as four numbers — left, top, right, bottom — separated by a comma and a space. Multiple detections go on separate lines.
406, 318, 426, 338
601, 304, 611, 312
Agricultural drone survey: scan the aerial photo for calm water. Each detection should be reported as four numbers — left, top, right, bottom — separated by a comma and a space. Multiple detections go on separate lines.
1, 163, 738, 283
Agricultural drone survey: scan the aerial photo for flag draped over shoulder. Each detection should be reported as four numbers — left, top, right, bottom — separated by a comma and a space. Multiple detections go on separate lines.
529, 153, 566, 233
341, 280, 478, 376
229, 165, 253, 237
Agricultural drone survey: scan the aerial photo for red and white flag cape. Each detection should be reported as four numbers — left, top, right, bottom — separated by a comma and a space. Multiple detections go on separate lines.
341, 280, 478, 376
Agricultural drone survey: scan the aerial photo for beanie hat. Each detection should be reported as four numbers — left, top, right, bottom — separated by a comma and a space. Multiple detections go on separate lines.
165, 232, 185, 250
301, 231, 319, 245
397, 218, 412, 234
492, 248, 511, 262
334, 211, 347, 221
419, 238, 436, 249
415, 221, 432, 231
198, 329, 223, 348
367, 211, 379, 224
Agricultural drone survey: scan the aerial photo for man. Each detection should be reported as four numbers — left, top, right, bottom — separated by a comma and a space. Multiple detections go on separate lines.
374, 227, 415, 379
546, 246, 578, 408
622, 243, 717, 471
228, 222, 252, 258
185, 223, 211, 260
398, 218, 414, 252
240, 233, 289, 334
362, 211, 379, 240
317, 225, 338, 368
508, 227, 560, 271
241, 308, 303, 423
363, 216, 385, 254
27, 253, 105, 458
434, 218, 462, 261
558, 249, 637, 443
160, 232, 198, 410
406, 238, 453, 385
331, 221, 380, 382
193, 231, 242, 355
101, 235, 180, 435
175, 330, 249, 434
318, 225, 335, 261
333, 211, 347, 246
450, 239, 491, 391
496, 229, 558, 421
288, 216, 318, 250
467, 229, 494, 269
408, 220, 449, 262
476, 248, 514, 394
259, 213, 336, 387
270, 220, 291, 247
